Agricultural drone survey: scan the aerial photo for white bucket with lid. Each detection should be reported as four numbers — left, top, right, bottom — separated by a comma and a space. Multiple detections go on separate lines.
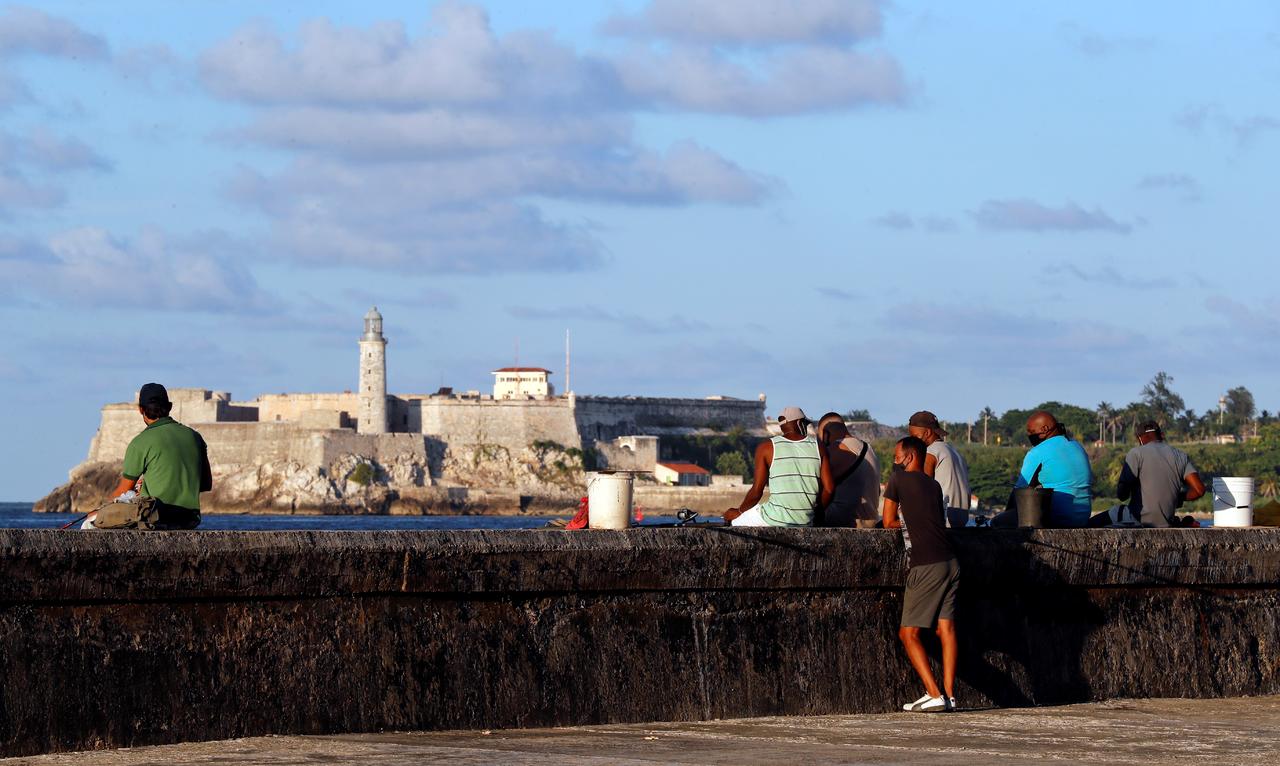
587, 472, 634, 529
1212, 477, 1254, 528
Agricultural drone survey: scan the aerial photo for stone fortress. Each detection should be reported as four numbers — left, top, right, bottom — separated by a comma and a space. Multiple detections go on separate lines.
40, 309, 767, 515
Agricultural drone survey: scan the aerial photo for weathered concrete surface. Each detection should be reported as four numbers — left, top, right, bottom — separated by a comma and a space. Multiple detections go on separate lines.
7, 697, 1279, 765
0, 528, 1278, 757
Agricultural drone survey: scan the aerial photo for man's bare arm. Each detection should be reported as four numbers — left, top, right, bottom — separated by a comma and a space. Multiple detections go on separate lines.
1184, 471, 1206, 502
923, 452, 938, 478
725, 440, 772, 522
110, 476, 137, 499
883, 498, 902, 529
817, 442, 835, 510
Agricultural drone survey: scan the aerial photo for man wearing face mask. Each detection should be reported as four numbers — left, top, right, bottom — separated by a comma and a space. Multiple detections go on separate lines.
993, 410, 1093, 527
883, 436, 958, 712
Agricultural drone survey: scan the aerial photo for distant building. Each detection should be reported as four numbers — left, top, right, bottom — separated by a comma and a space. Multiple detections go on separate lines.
492, 367, 555, 400
655, 461, 711, 487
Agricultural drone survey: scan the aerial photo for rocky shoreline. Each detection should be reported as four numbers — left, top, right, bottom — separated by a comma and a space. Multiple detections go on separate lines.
34, 460, 746, 517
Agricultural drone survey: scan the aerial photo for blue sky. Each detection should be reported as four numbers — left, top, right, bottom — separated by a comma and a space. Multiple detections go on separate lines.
3, 1, 1279, 500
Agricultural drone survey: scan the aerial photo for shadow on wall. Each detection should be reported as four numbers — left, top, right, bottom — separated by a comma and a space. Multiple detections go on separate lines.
953, 530, 1103, 707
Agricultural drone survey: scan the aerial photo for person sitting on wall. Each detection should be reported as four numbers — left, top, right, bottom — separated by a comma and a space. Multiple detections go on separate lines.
815, 412, 881, 528
992, 411, 1093, 528
85, 383, 211, 530
724, 406, 834, 527
883, 436, 959, 712
1097, 421, 1205, 527
908, 410, 971, 529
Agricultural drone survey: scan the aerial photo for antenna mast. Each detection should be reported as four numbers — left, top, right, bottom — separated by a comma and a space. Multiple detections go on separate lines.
565, 329, 571, 396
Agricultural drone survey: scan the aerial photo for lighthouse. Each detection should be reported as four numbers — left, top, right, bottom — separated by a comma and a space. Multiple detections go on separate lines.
358, 306, 387, 434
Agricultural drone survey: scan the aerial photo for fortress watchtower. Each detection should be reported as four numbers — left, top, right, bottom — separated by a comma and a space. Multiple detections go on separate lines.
358, 307, 388, 434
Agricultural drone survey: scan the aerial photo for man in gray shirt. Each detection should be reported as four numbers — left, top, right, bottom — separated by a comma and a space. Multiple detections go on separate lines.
1117, 421, 1206, 527
909, 411, 971, 529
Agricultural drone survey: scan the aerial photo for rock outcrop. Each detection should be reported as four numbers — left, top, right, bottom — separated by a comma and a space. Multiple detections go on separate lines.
37, 441, 589, 515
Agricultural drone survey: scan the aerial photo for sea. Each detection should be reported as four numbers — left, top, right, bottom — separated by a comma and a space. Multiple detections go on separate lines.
0, 502, 699, 530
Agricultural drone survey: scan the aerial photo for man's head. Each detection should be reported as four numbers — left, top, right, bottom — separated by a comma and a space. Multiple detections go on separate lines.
894, 436, 927, 472
907, 410, 946, 444
1135, 420, 1163, 445
137, 382, 172, 422
817, 411, 849, 445
777, 406, 809, 438
1025, 410, 1063, 446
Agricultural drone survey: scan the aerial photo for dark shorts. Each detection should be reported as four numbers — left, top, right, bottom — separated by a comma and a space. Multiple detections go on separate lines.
902, 559, 960, 628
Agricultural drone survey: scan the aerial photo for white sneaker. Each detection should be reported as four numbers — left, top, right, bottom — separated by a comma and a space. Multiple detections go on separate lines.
903, 694, 947, 712
947, 697, 957, 711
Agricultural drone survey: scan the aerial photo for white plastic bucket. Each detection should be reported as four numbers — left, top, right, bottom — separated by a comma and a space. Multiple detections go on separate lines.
587, 472, 634, 529
1212, 477, 1254, 528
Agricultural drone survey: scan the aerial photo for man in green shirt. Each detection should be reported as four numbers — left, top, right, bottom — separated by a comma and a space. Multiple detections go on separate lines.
88, 383, 211, 530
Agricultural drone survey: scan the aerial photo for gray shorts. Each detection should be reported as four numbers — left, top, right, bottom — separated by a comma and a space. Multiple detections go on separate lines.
902, 559, 960, 628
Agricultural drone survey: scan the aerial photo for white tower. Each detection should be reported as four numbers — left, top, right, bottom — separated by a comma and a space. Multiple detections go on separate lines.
358, 306, 387, 434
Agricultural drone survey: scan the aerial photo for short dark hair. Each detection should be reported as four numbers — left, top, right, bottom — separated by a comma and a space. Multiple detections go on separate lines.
897, 435, 926, 464
141, 400, 172, 420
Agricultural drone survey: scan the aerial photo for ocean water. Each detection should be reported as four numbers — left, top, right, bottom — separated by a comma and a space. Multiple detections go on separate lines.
0, 502, 573, 531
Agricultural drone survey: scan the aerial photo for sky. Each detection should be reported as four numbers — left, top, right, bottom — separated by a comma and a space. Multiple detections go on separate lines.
2, 1, 1279, 500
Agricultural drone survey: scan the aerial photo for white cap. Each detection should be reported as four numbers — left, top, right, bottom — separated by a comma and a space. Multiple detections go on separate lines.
778, 406, 807, 423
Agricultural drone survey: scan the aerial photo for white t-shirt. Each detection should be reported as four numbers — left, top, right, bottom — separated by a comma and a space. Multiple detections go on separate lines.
927, 440, 971, 510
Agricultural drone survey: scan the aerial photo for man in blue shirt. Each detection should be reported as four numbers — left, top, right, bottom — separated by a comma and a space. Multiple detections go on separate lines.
993, 411, 1093, 527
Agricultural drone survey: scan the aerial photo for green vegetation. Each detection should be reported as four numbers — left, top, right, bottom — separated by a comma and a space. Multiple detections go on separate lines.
346, 462, 376, 486
714, 451, 749, 479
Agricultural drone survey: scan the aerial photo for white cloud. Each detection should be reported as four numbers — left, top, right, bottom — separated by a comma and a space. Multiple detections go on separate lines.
0, 6, 108, 110
603, 0, 884, 46
971, 198, 1132, 234
0, 228, 273, 313
0, 6, 107, 60
613, 45, 905, 115
197, 3, 786, 274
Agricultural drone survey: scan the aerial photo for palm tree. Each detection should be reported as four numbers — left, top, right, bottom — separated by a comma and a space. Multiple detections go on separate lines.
980, 406, 995, 445
1095, 402, 1113, 446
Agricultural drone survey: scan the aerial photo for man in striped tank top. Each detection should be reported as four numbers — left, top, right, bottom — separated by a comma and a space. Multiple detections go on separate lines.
724, 406, 834, 527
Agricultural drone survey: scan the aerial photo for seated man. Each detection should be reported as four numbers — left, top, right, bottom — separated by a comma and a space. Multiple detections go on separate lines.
883, 436, 958, 712
724, 406, 834, 527
816, 412, 881, 527
87, 383, 211, 530
993, 411, 1092, 528
1116, 421, 1205, 527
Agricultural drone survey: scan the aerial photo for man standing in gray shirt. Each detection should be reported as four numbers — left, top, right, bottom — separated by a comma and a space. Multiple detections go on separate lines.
909, 411, 971, 529
1117, 421, 1206, 527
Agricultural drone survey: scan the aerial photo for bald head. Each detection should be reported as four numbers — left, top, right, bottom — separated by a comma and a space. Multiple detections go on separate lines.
1026, 410, 1062, 445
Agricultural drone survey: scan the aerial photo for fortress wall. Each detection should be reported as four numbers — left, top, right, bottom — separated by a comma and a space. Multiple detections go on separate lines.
258, 393, 358, 424
3, 528, 1278, 757
415, 398, 580, 453
573, 396, 765, 442
86, 405, 145, 464
198, 423, 329, 466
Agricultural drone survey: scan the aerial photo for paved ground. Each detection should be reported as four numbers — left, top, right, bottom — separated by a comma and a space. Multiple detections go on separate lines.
7, 696, 1278, 765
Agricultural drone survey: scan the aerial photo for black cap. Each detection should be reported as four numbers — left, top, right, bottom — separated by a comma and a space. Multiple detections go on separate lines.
908, 410, 947, 435
1136, 420, 1161, 436
138, 382, 169, 407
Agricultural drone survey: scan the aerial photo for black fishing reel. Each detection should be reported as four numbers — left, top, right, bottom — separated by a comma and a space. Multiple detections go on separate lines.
675, 508, 699, 526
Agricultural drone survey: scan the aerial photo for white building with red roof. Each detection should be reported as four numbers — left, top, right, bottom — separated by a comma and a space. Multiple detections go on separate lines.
654, 461, 711, 487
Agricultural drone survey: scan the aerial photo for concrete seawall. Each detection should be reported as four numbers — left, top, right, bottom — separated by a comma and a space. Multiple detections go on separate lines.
1, 528, 1278, 756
